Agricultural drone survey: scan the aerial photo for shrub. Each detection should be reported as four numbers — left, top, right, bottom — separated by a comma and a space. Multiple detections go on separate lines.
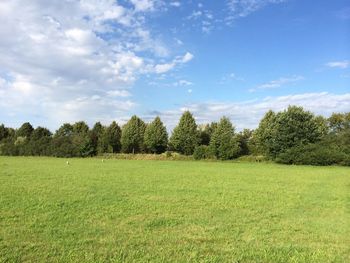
276, 143, 349, 166
237, 155, 267, 163
193, 145, 211, 160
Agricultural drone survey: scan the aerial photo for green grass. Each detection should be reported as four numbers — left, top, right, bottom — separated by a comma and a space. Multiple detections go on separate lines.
0, 157, 349, 262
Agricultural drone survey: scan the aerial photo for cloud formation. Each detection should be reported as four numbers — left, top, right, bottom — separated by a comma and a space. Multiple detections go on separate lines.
326, 61, 349, 69
146, 92, 350, 131
226, 0, 286, 24
250, 75, 304, 92
0, 0, 193, 128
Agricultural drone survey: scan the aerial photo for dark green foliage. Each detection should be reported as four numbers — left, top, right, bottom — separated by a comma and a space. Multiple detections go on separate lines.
100, 121, 121, 153
31, 127, 52, 140
26, 127, 52, 156
144, 117, 168, 153
0, 124, 10, 141
52, 122, 92, 157
254, 106, 323, 158
51, 136, 80, 157
193, 145, 211, 160
1, 108, 349, 165
16, 122, 34, 138
209, 117, 240, 160
276, 143, 349, 166
72, 121, 89, 134
90, 122, 104, 155
198, 122, 217, 146
55, 123, 74, 137
121, 116, 146, 153
236, 129, 253, 156
169, 111, 199, 155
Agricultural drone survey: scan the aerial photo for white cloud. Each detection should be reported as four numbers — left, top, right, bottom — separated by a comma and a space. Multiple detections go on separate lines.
154, 63, 176, 74
106, 90, 132, 97
0, 0, 190, 129
170, 2, 181, 7
326, 61, 349, 69
173, 80, 193, 86
226, 0, 287, 24
154, 52, 194, 73
146, 92, 350, 131
179, 52, 194, 63
250, 75, 304, 92
130, 0, 162, 12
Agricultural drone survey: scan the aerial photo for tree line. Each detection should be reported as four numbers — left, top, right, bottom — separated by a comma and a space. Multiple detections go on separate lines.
0, 106, 349, 165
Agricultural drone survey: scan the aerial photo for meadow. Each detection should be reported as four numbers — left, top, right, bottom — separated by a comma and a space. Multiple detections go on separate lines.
0, 157, 349, 262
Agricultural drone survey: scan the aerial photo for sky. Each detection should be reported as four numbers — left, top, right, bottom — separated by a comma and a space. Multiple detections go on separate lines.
0, 0, 349, 131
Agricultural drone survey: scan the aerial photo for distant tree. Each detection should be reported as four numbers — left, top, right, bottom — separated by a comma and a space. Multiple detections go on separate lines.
100, 121, 121, 153
144, 117, 168, 153
253, 110, 277, 156
51, 136, 79, 157
328, 112, 350, 133
52, 122, 92, 157
27, 127, 52, 156
209, 117, 240, 160
121, 116, 146, 153
52, 123, 76, 157
255, 106, 323, 158
71, 121, 94, 157
16, 122, 34, 138
235, 129, 253, 156
169, 111, 199, 155
72, 121, 89, 134
0, 124, 9, 142
31, 127, 52, 140
54, 123, 74, 137
198, 122, 217, 146
90, 122, 104, 154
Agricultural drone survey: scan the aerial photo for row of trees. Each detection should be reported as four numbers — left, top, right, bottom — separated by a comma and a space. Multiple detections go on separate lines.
0, 106, 349, 165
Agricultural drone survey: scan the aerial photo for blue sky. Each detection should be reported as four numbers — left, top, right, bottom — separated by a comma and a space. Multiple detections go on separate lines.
0, 0, 349, 131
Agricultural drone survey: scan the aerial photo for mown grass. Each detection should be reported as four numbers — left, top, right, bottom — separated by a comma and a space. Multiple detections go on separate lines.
0, 157, 349, 262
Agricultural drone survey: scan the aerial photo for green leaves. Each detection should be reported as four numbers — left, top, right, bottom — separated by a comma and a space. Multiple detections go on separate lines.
254, 106, 324, 158
169, 111, 199, 155
121, 116, 146, 154
209, 117, 240, 160
144, 117, 168, 154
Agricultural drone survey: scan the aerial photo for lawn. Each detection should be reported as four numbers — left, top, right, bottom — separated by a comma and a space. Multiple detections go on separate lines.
0, 157, 349, 262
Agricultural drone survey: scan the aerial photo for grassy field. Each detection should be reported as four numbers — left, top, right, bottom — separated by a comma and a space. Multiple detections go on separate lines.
0, 157, 349, 262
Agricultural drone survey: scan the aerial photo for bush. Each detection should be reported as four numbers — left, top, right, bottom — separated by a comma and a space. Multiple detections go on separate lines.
101, 153, 193, 161
276, 143, 349, 166
193, 145, 211, 160
236, 155, 267, 163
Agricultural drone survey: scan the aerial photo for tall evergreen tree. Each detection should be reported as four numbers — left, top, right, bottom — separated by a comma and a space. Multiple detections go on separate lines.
100, 121, 121, 153
90, 122, 104, 154
169, 111, 199, 155
144, 117, 168, 153
121, 116, 146, 153
209, 117, 240, 160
